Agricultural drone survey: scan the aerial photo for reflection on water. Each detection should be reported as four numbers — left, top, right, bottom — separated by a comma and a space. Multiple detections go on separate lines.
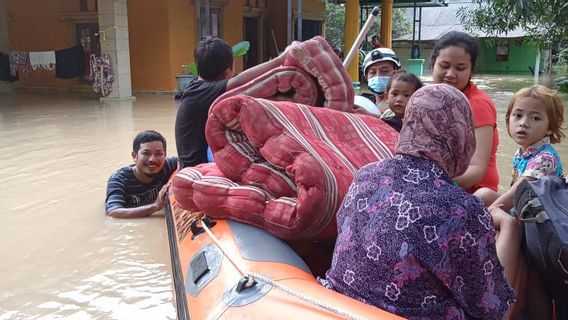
0, 75, 566, 319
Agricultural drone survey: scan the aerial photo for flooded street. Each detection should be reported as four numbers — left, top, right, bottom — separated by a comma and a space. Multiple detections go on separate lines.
0, 74, 566, 319
0, 92, 178, 319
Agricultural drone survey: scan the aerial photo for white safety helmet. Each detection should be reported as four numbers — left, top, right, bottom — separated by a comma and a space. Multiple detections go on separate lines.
362, 48, 401, 76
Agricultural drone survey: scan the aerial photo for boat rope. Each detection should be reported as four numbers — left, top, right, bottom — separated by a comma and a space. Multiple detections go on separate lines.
201, 220, 248, 277
246, 271, 364, 320
201, 220, 364, 320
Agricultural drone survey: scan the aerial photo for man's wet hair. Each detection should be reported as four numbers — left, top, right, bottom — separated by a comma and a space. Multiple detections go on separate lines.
133, 130, 167, 153
386, 70, 424, 93
194, 36, 233, 81
431, 31, 479, 73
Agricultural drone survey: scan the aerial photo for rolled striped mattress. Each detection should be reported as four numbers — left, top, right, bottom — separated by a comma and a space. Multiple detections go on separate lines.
172, 96, 398, 239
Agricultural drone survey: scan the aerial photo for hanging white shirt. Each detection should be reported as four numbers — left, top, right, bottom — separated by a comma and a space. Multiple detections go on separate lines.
29, 51, 56, 71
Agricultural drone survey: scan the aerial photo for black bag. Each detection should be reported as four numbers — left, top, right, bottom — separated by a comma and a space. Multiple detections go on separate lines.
514, 176, 568, 317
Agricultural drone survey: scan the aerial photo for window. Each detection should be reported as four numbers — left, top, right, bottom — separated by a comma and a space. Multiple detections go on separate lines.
496, 40, 509, 62
194, 0, 228, 39
199, 8, 221, 38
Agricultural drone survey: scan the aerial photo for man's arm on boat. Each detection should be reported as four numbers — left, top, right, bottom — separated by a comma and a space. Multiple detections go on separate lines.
106, 184, 168, 219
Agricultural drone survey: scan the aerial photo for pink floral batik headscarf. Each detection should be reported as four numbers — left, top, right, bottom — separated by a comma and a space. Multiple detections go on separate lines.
396, 83, 476, 178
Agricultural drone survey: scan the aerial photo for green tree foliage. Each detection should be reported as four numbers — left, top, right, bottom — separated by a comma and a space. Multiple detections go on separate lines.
325, 3, 411, 53
458, 0, 568, 48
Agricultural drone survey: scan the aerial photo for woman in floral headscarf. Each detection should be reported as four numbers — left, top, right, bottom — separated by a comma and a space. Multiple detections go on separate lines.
322, 84, 524, 319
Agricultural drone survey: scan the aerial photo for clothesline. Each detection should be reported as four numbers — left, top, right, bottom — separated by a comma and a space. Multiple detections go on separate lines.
5, 45, 114, 97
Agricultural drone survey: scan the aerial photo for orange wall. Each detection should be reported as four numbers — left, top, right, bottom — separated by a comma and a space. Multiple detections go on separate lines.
7, 0, 86, 88
127, 1, 172, 91
166, 0, 196, 91
130, 0, 245, 92
222, 0, 245, 72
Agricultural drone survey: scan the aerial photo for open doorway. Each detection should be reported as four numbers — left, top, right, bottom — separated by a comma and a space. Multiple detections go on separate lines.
75, 23, 100, 82
243, 16, 259, 70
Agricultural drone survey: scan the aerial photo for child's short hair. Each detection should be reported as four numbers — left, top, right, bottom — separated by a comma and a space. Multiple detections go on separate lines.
505, 85, 565, 144
386, 70, 424, 93
194, 36, 233, 81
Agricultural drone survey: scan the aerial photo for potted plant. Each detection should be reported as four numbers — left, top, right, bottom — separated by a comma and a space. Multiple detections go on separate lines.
176, 41, 250, 93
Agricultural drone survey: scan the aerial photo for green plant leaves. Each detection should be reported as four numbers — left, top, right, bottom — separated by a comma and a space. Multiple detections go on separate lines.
232, 41, 250, 58
189, 63, 198, 76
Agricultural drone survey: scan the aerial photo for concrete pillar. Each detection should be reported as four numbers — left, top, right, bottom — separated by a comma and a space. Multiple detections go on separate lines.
97, 0, 134, 100
380, 0, 393, 48
0, 0, 14, 93
343, 0, 360, 82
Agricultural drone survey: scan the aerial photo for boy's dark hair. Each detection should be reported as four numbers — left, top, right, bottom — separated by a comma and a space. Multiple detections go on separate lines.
431, 31, 479, 72
386, 70, 424, 93
133, 130, 167, 153
372, 35, 380, 42
194, 36, 233, 81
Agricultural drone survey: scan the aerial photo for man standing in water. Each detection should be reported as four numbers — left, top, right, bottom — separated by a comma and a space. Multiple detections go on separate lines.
105, 130, 178, 218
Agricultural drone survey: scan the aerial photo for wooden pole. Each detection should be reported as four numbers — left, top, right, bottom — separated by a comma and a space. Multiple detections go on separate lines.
343, 0, 360, 82
380, 0, 393, 48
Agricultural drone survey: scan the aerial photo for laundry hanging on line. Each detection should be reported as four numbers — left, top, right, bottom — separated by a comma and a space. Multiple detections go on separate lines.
55, 45, 85, 79
29, 51, 56, 71
8, 51, 30, 77
89, 54, 113, 96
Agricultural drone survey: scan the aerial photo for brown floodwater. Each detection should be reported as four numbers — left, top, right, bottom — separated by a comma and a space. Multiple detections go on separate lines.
0, 74, 566, 319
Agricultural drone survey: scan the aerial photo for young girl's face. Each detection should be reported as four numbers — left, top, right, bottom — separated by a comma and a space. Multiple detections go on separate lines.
386, 80, 416, 118
508, 96, 551, 150
432, 46, 472, 91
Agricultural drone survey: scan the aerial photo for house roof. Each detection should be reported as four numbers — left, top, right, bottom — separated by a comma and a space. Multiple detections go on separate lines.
395, 0, 530, 41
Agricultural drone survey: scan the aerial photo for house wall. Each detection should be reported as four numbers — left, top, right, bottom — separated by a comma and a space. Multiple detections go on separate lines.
476, 39, 542, 74
6, 0, 324, 92
394, 39, 544, 75
127, 1, 172, 91
7, 0, 88, 89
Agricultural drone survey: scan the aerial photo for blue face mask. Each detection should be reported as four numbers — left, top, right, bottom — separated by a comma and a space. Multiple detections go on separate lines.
367, 76, 390, 95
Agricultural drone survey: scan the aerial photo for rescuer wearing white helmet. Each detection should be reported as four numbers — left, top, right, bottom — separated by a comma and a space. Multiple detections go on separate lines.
354, 47, 401, 117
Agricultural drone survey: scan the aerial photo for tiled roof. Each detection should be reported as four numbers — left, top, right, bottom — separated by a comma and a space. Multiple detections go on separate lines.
395, 0, 531, 41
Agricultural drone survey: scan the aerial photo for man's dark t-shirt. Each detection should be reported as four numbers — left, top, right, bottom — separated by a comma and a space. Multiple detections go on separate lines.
175, 78, 228, 168
105, 157, 178, 213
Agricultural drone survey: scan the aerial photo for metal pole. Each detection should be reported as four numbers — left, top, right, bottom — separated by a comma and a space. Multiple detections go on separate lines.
534, 48, 541, 85
412, 0, 417, 46
297, 0, 302, 41
204, 0, 210, 36
195, 0, 201, 39
343, 6, 380, 68
287, 0, 292, 44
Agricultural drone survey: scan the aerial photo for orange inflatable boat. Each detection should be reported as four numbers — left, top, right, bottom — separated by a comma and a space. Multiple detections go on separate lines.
165, 192, 404, 320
